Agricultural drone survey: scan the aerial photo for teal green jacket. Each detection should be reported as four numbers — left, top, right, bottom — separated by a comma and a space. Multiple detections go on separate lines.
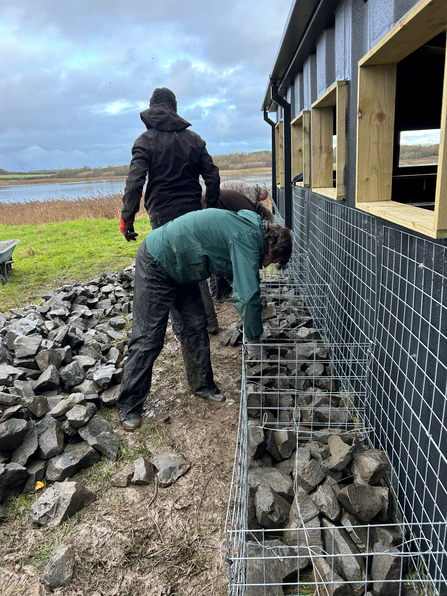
145, 208, 266, 340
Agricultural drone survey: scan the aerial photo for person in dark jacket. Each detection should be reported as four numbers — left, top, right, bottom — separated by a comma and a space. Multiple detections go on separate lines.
201, 189, 274, 222
117, 208, 292, 431
120, 87, 220, 237
119, 88, 221, 414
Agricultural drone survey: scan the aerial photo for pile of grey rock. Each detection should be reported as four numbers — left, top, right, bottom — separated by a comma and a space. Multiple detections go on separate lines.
242, 280, 403, 596
0, 266, 135, 503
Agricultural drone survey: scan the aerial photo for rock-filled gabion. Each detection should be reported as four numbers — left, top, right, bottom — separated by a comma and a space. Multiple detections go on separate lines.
0, 266, 135, 503
242, 279, 403, 596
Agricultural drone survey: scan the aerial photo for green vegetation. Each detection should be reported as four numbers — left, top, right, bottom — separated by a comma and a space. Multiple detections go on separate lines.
0, 174, 52, 179
400, 143, 439, 161
212, 150, 271, 171
0, 216, 152, 312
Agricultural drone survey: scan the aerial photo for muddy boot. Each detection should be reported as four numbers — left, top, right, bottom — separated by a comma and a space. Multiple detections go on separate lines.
206, 317, 220, 334
120, 412, 142, 432
195, 384, 226, 403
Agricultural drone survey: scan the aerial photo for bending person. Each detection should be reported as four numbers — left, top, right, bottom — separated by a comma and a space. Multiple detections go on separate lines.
117, 208, 292, 431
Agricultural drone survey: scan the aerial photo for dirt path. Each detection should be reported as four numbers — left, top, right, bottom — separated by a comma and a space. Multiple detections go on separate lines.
1, 302, 242, 596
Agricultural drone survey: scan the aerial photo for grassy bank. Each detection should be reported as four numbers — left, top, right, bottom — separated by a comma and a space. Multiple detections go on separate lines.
0, 216, 151, 312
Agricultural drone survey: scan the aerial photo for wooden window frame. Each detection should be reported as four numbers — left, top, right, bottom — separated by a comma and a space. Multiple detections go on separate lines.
275, 121, 285, 188
356, 0, 447, 239
311, 80, 348, 200
291, 110, 311, 187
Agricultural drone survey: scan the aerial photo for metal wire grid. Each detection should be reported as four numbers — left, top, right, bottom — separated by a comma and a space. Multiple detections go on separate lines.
367, 227, 447, 590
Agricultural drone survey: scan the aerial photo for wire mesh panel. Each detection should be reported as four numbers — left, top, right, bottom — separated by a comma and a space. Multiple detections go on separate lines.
368, 227, 447, 590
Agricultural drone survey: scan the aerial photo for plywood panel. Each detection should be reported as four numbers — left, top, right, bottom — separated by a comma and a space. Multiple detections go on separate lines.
312, 106, 334, 188
311, 82, 337, 109
275, 122, 284, 188
336, 81, 348, 200
291, 118, 303, 179
356, 64, 397, 203
302, 111, 311, 187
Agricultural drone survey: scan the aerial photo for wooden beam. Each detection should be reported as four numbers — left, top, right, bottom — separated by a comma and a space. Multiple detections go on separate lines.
291, 117, 303, 179
356, 64, 397, 203
434, 53, 447, 232
312, 82, 337, 109
336, 81, 348, 200
359, 0, 447, 66
275, 122, 284, 188
312, 106, 334, 188
302, 111, 311, 187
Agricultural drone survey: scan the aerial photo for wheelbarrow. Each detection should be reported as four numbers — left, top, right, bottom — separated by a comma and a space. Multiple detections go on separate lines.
0, 239, 20, 284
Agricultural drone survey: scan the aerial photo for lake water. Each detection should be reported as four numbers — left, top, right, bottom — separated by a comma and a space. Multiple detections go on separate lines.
0, 170, 272, 204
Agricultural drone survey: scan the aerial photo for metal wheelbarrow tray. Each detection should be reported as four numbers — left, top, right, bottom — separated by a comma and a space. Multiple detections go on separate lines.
0, 239, 20, 283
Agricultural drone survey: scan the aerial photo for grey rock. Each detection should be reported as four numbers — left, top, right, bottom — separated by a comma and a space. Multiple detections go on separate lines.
0, 462, 29, 503
370, 525, 403, 550
23, 459, 47, 493
310, 484, 341, 521
351, 450, 389, 486
275, 429, 295, 459
74, 379, 102, 395
337, 485, 384, 523
78, 414, 119, 461
245, 539, 300, 596
11, 426, 39, 466
61, 420, 78, 437
0, 405, 28, 422
294, 458, 326, 492
371, 545, 402, 595
313, 557, 353, 596
73, 355, 96, 372
46, 441, 101, 482
34, 365, 60, 392
248, 467, 294, 502
111, 464, 135, 487
132, 457, 155, 485
29, 480, 96, 527
109, 316, 126, 330
291, 486, 320, 523
0, 364, 26, 386
255, 484, 291, 529
275, 447, 311, 476
327, 435, 356, 471
43, 544, 75, 591
100, 384, 120, 406
65, 405, 92, 428
340, 512, 369, 552
152, 452, 191, 487
264, 429, 282, 461
375, 486, 393, 522
22, 394, 50, 418
35, 348, 64, 372
283, 510, 323, 564
0, 418, 30, 451
247, 420, 265, 462
322, 517, 367, 595
49, 392, 85, 417
92, 364, 116, 388
60, 361, 85, 387
0, 392, 20, 407
13, 379, 35, 398
39, 419, 65, 459
13, 334, 42, 358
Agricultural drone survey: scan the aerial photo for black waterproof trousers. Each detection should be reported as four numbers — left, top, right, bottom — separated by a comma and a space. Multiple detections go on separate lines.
117, 241, 215, 418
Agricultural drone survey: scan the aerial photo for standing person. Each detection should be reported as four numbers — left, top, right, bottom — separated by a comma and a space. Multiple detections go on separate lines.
201, 189, 274, 222
117, 208, 292, 430
119, 88, 221, 428
220, 180, 269, 205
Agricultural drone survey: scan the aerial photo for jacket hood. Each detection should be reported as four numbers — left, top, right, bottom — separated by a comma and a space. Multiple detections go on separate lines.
140, 104, 191, 132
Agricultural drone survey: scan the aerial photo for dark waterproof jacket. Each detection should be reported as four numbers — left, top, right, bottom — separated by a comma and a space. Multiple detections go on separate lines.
146, 209, 266, 340
121, 104, 220, 229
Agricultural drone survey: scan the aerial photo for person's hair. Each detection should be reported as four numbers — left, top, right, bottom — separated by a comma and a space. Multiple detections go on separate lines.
263, 222, 293, 269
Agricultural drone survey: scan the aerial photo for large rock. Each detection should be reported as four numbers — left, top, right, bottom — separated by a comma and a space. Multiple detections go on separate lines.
65, 405, 92, 428
49, 392, 85, 417
255, 485, 291, 529
248, 467, 294, 502
35, 348, 64, 373
132, 457, 155, 485
311, 484, 341, 521
92, 364, 116, 388
42, 544, 75, 591
245, 539, 300, 596
0, 463, 29, 503
99, 384, 120, 406
46, 442, 101, 482
11, 426, 39, 466
0, 418, 30, 451
327, 435, 356, 471
13, 334, 42, 358
152, 452, 191, 487
78, 414, 119, 461
39, 418, 65, 459
313, 557, 353, 596
59, 361, 85, 387
294, 458, 326, 493
337, 485, 384, 523
321, 517, 367, 595
34, 365, 60, 392
371, 545, 402, 595
0, 364, 26, 386
29, 481, 96, 527
351, 450, 389, 486
22, 394, 50, 418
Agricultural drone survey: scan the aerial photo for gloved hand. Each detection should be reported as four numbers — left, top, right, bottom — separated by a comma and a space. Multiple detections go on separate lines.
246, 336, 263, 360
120, 217, 138, 241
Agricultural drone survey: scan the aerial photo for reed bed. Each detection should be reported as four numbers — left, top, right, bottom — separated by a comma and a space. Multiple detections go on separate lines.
0, 192, 129, 226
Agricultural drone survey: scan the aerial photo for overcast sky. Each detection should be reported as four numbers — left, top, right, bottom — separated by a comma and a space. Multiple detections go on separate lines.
0, 0, 292, 172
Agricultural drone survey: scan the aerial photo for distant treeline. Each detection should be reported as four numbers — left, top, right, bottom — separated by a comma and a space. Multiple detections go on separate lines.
0, 151, 272, 180
400, 143, 439, 160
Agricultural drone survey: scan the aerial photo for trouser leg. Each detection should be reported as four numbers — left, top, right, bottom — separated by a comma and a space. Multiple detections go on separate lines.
199, 280, 219, 329
117, 243, 177, 418
170, 284, 215, 393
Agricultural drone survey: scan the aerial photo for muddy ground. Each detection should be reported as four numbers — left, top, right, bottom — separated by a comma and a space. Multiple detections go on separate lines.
1, 301, 242, 596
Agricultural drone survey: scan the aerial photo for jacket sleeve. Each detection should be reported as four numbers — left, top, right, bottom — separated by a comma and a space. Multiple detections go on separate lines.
200, 145, 220, 209
229, 234, 263, 341
121, 136, 151, 223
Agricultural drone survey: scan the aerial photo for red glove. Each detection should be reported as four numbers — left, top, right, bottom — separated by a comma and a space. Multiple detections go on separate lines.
120, 217, 138, 241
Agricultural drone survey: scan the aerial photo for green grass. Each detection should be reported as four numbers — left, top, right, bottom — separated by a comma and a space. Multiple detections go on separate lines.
0, 217, 152, 312
0, 174, 52, 179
